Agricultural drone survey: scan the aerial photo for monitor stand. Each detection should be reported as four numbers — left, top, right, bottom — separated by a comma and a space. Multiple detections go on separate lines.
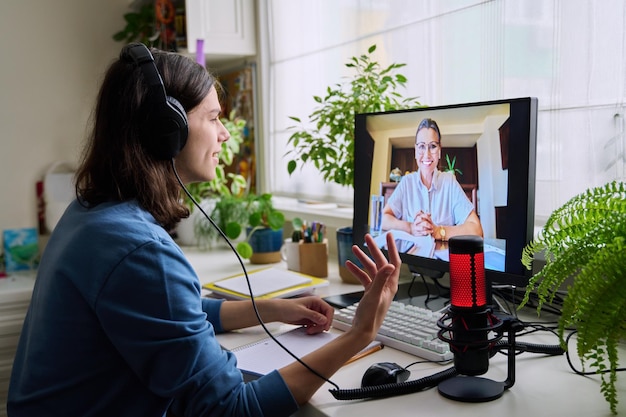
407, 264, 445, 280
395, 281, 449, 311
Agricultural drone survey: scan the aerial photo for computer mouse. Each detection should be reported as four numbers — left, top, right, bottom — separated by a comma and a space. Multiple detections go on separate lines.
361, 362, 410, 387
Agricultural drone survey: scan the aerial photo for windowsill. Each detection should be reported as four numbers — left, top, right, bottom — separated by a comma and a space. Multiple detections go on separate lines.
272, 196, 353, 229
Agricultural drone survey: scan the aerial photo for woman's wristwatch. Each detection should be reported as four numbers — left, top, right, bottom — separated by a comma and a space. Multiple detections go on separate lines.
438, 226, 446, 241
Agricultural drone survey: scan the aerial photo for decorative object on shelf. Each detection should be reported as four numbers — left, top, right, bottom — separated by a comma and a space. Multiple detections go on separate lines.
3, 228, 39, 272
444, 154, 463, 176
113, 0, 186, 51
43, 161, 75, 234
520, 180, 626, 414
285, 44, 422, 282
195, 38, 204, 65
389, 167, 402, 182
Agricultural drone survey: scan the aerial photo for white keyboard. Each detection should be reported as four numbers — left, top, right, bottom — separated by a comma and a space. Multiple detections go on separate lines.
332, 300, 454, 362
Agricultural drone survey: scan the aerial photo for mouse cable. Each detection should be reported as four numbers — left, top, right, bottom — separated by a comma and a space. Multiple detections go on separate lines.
171, 159, 340, 390
328, 367, 458, 400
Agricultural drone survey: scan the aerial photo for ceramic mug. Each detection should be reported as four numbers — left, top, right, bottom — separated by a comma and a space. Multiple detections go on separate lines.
280, 238, 300, 272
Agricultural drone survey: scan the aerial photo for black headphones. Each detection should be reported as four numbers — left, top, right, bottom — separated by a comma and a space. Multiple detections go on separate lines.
121, 42, 188, 160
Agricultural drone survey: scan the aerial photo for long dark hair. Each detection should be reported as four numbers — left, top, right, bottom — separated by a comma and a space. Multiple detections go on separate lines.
76, 48, 215, 230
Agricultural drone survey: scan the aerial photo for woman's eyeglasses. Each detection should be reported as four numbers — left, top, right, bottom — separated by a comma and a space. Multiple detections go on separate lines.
415, 142, 440, 154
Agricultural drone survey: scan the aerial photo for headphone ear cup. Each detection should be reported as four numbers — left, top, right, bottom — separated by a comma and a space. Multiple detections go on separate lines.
165, 95, 189, 152
144, 96, 189, 160
122, 43, 189, 160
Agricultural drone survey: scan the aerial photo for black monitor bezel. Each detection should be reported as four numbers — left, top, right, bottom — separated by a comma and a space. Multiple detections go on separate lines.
352, 97, 538, 288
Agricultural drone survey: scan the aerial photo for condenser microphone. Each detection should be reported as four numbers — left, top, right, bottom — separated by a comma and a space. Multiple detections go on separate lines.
437, 235, 504, 402
447, 235, 490, 375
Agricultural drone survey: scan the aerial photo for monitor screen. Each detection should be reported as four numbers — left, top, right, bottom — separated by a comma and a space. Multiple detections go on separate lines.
353, 97, 538, 288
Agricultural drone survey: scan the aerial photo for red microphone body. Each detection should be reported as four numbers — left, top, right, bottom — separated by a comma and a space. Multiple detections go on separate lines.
437, 236, 507, 402
444, 235, 492, 376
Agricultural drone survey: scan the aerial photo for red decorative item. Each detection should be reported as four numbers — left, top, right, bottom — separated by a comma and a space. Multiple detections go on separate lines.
155, 0, 175, 24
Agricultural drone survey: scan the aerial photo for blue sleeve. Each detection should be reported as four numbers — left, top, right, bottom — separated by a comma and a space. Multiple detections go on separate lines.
96, 240, 298, 417
202, 297, 226, 333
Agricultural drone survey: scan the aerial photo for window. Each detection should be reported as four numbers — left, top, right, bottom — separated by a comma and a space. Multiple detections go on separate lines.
258, 0, 626, 227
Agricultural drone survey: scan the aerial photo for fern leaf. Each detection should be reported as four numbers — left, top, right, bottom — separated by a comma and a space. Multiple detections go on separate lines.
520, 181, 626, 414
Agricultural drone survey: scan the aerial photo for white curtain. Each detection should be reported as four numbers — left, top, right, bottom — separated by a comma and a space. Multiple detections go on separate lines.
257, 0, 626, 225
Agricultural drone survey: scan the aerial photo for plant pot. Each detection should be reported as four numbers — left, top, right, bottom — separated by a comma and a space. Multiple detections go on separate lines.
176, 198, 216, 247
336, 226, 362, 284
247, 227, 283, 264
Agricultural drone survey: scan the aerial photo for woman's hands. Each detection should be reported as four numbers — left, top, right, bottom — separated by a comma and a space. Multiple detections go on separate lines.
219, 296, 334, 333
411, 210, 434, 236
278, 232, 401, 404
272, 297, 334, 334
343, 232, 401, 341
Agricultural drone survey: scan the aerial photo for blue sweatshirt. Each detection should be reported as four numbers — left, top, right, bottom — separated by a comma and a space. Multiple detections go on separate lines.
7, 200, 298, 416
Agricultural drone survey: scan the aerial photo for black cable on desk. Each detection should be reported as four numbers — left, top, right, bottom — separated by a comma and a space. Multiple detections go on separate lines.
329, 367, 458, 400
492, 340, 565, 356
172, 160, 340, 391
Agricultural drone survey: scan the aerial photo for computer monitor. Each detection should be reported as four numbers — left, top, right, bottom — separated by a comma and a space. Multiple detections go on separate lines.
353, 97, 538, 289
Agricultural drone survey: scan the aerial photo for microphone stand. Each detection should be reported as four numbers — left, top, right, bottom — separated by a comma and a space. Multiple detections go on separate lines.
437, 312, 522, 402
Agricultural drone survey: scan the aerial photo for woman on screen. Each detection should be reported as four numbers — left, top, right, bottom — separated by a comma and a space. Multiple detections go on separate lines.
381, 118, 483, 248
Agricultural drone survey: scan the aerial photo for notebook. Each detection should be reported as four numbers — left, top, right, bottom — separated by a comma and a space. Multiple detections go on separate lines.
232, 326, 383, 378
204, 267, 329, 300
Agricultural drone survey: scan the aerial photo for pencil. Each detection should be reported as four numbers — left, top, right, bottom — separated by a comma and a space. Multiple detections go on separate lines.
344, 344, 384, 366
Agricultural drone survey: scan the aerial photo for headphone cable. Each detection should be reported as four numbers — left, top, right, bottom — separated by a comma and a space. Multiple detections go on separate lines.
171, 159, 340, 390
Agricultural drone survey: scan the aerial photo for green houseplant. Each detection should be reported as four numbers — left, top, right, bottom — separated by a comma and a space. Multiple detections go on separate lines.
112, 1, 157, 46
520, 180, 626, 414
179, 111, 248, 247
226, 193, 286, 263
444, 154, 463, 176
285, 44, 423, 187
285, 44, 422, 282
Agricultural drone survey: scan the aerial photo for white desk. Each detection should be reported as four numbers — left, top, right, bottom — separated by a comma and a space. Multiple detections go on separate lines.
1, 246, 623, 416
185, 246, 626, 417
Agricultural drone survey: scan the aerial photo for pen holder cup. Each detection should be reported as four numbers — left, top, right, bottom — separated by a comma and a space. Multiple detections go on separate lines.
298, 239, 328, 278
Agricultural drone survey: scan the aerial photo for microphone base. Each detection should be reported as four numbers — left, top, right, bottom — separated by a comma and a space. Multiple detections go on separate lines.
438, 376, 505, 402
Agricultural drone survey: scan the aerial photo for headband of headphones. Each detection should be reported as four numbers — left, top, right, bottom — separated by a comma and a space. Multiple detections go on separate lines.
120, 43, 188, 160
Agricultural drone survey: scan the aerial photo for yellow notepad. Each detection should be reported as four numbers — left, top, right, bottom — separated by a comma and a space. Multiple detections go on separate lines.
203, 267, 329, 300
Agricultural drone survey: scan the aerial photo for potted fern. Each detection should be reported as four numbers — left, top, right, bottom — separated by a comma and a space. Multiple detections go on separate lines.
285, 44, 422, 283
520, 180, 626, 414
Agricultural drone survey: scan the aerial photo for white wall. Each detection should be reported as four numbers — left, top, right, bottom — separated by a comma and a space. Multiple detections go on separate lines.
0, 0, 132, 233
